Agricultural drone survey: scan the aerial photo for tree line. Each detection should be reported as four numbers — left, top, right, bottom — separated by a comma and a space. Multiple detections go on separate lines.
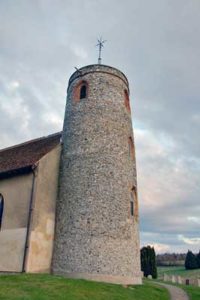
140, 247, 200, 277
156, 252, 186, 266
185, 250, 200, 270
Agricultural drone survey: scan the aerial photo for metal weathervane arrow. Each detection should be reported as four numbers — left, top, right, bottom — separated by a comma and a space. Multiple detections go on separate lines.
96, 37, 106, 64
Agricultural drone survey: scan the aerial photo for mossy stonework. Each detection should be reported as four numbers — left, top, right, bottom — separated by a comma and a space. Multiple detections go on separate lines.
52, 64, 142, 284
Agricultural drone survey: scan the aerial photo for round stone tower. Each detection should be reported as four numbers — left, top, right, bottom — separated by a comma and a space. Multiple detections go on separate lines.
52, 64, 142, 285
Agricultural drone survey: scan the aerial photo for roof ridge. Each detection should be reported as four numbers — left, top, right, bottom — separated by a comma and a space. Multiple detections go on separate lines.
0, 131, 62, 153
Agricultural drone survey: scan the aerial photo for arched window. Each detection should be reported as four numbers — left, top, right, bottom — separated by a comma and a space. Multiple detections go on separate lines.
80, 84, 87, 99
0, 194, 4, 230
73, 80, 88, 103
124, 89, 131, 112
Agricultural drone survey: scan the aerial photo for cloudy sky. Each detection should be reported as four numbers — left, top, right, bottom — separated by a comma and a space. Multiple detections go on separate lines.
0, 0, 200, 253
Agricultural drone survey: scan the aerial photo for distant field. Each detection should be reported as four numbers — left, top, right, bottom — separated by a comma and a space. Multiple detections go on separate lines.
157, 261, 184, 266
158, 266, 200, 279
0, 274, 169, 300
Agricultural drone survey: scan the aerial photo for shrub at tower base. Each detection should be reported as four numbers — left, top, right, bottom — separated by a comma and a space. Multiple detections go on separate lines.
141, 246, 157, 279
185, 250, 198, 270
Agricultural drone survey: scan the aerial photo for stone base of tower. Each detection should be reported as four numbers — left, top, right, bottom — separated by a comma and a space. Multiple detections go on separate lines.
52, 270, 143, 285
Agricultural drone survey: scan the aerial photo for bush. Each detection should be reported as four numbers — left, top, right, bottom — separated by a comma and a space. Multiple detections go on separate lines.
185, 250, 198, 270
141, 245, 157, 278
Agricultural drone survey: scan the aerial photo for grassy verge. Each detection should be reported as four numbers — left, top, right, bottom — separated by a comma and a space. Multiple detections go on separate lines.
158, 266, 200, 279
0, 274, 169, 300
154, 278, 200, 300
182, 285, 200, 300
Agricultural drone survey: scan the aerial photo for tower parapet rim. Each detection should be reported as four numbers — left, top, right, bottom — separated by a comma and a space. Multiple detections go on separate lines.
68, 64, 129, 92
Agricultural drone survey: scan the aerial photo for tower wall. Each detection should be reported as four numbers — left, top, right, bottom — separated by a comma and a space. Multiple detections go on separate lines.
52, 65, 142, 284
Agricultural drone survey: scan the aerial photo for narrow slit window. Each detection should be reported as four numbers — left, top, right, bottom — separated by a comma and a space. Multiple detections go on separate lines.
124, 90, 131, 112
130, 190, 134, 217
0, 194, 4, 230
80, 85, 87, 99
130, 201, 134, 216
128, 137, 135, 160
131, 186, 139, 220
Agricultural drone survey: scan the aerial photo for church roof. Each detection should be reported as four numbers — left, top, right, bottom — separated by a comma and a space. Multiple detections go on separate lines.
0, 132, 62, 178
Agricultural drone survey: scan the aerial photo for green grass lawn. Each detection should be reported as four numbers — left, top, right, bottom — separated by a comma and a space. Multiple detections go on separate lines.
0, 274, 169, 300
158, 266, 200, 279
156, 267, 200, 300
182, 285, 200, 300
156, 280, 200, 300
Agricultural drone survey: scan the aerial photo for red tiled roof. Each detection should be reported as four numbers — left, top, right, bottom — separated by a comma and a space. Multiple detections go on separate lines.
0, 132, 62, 177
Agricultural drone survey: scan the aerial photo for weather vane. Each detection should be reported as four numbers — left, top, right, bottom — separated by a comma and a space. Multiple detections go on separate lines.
96, 37, 106, 64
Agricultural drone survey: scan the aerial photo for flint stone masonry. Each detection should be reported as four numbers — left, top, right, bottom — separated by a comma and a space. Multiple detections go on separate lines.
52, 64, 142, 285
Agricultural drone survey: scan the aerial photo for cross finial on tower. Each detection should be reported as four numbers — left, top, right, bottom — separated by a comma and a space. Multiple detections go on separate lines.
96, 37, 106, 64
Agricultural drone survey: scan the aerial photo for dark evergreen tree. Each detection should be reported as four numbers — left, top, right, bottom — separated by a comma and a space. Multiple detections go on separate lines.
151, 247, 157, 279
196, 251, 200, 268
141, 246, 150, 277
185, 250, 198, 270
140, 245, 157, 278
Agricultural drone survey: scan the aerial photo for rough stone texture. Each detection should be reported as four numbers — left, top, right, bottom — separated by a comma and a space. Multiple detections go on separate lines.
52, 64, 142, 284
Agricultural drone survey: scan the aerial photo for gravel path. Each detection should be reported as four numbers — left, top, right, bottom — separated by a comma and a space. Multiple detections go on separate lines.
157, 282, 189, 300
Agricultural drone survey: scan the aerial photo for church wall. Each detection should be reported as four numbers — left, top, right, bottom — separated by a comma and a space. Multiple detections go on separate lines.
0, 173, 33, 272
25, 144, 61, 273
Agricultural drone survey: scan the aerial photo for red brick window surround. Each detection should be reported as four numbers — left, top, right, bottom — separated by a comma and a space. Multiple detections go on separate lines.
131, 186, 139, 220
0, 194, 4, 230
73, 80, 88, 103
128, 136, 135, 160
124, 89, 131, 112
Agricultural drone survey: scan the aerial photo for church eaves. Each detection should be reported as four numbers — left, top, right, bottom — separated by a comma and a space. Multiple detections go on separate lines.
0, 132, 62, 179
